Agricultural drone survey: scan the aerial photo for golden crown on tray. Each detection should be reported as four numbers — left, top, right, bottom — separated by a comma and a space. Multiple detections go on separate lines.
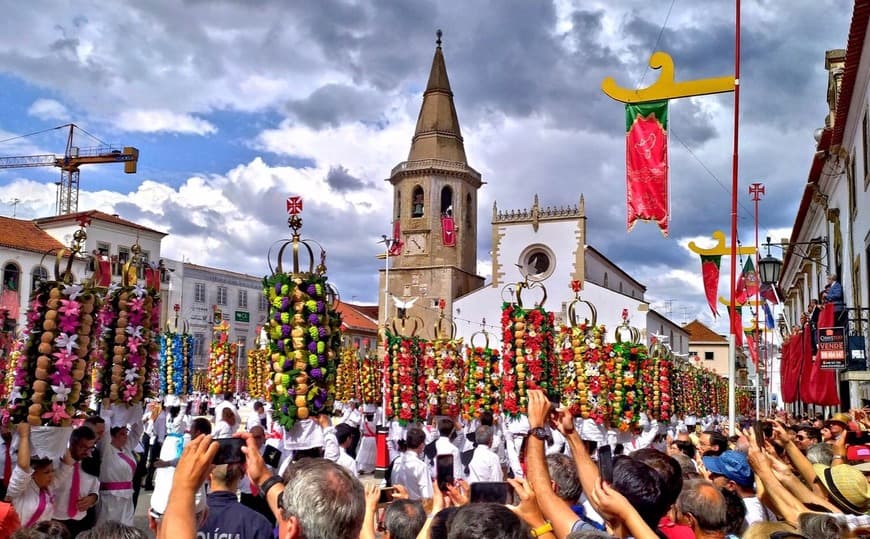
264, 204, 342, 429
7, 218, 105, 426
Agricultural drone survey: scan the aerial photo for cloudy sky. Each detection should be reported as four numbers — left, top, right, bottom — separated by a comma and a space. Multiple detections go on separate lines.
0, 0, 855, 333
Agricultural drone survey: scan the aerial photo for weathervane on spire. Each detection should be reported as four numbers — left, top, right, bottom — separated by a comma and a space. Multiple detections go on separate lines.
436, 29, 442, 47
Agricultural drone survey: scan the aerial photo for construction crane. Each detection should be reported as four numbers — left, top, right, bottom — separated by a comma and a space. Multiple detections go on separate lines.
0, 123, 138, 215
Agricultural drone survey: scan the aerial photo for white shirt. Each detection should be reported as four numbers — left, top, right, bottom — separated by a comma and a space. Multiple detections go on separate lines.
322, 427, 340, 463
743, 495, 776, 527
52, 461, 100, 521
467, 445, 503, 484
337, 447, 358, 477
8, 464, 71, 526
152, 411, 167, 443
213, 420, 234, 439
246, 412, 271, 432
433, 437, 464, 480
340, 407, 362, 428
390, 450, 432, 500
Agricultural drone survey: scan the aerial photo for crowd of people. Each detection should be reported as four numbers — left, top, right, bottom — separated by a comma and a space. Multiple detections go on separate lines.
2, 389, 870, 538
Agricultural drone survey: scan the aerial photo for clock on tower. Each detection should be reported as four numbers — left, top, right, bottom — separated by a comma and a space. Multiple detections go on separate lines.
404, 233, 427, 255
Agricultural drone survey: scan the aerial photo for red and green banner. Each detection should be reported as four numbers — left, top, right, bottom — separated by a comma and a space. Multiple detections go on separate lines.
735, 257, 759, 304
700, 254, 721, 318
625, 100, 669, 237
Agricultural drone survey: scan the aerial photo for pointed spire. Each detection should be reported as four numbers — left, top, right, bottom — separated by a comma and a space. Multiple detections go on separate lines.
407, 30, 467, 163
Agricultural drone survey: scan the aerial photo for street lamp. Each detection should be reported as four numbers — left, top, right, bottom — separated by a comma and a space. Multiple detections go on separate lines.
758, 250, 782, 286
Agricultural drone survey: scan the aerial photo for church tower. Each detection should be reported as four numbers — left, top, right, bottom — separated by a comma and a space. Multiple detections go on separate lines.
379, 31, 484, 338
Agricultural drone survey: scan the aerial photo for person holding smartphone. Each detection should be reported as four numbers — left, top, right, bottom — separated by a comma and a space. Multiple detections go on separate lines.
196, 463, 273, 539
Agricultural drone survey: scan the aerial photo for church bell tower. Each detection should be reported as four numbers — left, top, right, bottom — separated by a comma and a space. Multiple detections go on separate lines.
379, 31, 485, 337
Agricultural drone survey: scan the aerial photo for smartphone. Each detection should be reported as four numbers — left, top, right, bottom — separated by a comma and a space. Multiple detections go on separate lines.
547, 391, 561, 407
263, 445, 282, 469
213, 438, 245, 465
378, 486, 397, 504
752, 421, 765, 449
470, 482, 516, 505
436, 454, 455, 492
598, 445, 613, 484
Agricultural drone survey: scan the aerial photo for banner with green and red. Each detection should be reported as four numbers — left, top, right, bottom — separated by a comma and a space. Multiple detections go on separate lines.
699, 254, 721, 318
625, 100, 669, 237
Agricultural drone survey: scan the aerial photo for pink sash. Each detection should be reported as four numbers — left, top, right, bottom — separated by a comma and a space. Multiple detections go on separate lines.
118, 452, 136, 476
25, 490, 48, 527
100, 481, 133, 491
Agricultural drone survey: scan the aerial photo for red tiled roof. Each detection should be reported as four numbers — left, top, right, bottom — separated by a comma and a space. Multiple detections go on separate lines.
336, 301, 378, 333
355, 305, 380, 320
0, 215, 67, 254
35, 210, 167, 236
784, 0, 868, 277
831, 0, 870, 148
683, 319, 727, 343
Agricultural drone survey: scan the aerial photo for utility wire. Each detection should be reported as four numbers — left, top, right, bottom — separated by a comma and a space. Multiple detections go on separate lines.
74, 124, 109, 146
671, 129, 754, 219
635, 0, 677, 90
0, 124, 66, 146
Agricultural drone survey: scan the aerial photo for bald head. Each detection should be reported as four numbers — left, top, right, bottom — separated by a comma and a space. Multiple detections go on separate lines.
677, 480, 727, 533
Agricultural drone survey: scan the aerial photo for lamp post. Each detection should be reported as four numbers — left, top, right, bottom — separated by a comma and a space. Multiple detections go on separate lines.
378, 235, 397, 338
749, 183, 764, 419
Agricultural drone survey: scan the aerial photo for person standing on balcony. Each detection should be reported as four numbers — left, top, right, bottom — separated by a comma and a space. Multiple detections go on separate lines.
823, 273, 847, 328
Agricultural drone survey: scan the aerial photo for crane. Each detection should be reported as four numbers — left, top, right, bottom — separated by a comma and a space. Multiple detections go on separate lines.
0, 123, 139, 215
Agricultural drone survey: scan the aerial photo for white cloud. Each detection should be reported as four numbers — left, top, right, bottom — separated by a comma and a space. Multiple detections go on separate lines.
115, 110, 217, 135
27, 99, 69, 121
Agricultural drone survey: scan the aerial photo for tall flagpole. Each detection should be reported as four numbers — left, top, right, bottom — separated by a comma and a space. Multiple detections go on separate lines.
728, 0, 741, 436
750, 182, 765, 419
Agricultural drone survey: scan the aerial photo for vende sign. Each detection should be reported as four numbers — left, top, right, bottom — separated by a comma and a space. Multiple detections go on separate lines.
818, 326, 847, 369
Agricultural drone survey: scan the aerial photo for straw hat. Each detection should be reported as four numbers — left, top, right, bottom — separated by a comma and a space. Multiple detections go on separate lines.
826, 413, 851, 428
813, 463, 870, 514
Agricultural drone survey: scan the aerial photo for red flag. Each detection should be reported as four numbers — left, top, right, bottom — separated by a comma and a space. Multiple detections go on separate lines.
700, 254, 721, 318
728, 305, 743, 347
388, 220, 403, 256
759, 282, 778, 304
441, 215, 456, 246
780, 337, 795, 403
625, 101, 669, 237
746, 331, 759, 367
734, 258, 759, 305
808, 304, 839, 405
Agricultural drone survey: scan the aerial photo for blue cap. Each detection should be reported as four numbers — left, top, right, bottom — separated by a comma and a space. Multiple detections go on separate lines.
702, 450, 753, 488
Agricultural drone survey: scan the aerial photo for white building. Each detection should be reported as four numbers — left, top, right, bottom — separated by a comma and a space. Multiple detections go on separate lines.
0, 216, 88, 332
453, 195, 688, 353
162, 259, 268, 370
777, 5, 869, 409
0, 210, 165, 333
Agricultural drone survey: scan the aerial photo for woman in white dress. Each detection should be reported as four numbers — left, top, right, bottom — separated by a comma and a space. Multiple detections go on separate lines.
356, 413, 377, 474
97, 404, 143, 526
